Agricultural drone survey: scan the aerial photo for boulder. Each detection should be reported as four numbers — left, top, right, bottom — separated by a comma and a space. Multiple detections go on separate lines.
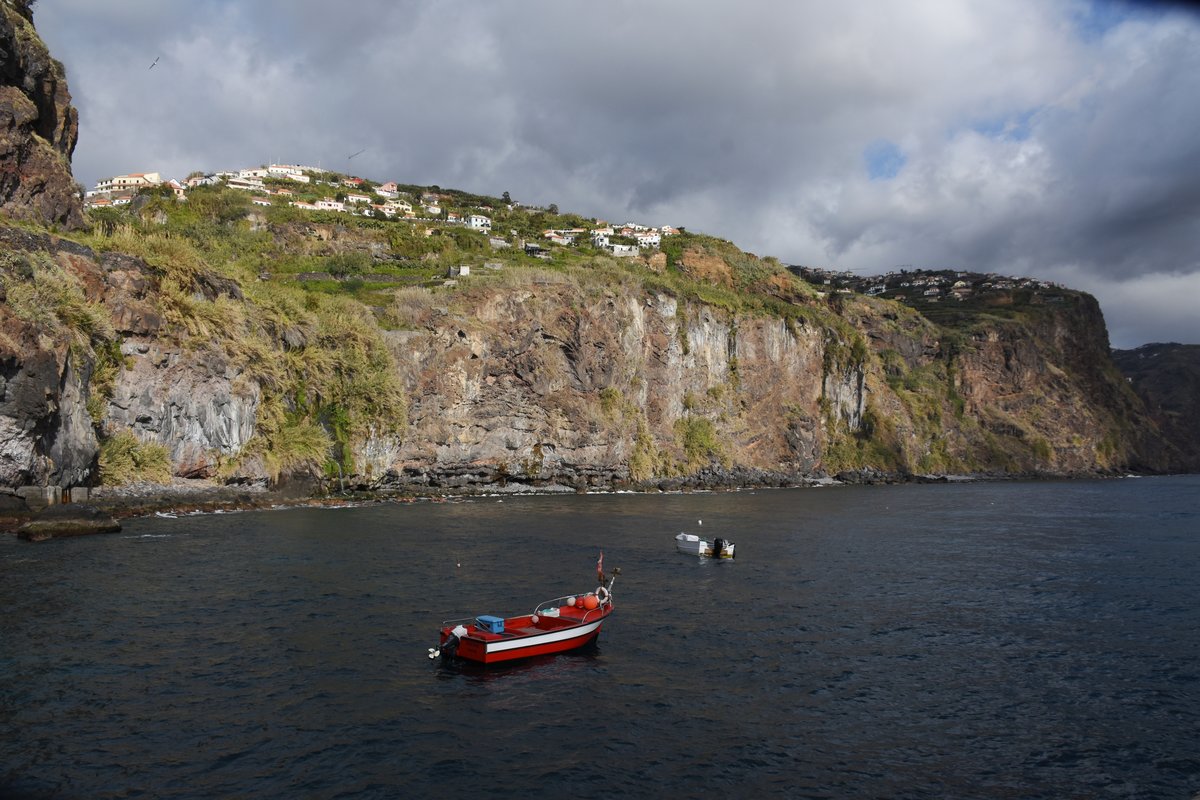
17, 503, 121, 541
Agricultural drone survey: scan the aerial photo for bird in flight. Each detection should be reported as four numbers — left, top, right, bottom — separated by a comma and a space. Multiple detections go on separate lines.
348, 148, 366, 160
149, 56, 160, 70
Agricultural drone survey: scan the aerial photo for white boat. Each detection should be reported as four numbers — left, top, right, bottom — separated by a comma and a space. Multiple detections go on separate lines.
675, 532, 735, 559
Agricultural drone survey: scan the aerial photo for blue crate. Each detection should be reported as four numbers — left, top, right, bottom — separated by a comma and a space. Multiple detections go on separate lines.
475, 615, 505, 634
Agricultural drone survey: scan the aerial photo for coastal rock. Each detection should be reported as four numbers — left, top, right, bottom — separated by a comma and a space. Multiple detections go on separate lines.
17, 503, 120, 541
0, 340, 99, 489
106, 338, 261, 479
0, 2, 85, 229
1112, 343, 1200, 473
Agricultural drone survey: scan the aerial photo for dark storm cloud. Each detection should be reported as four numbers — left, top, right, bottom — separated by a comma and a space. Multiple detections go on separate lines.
33, 0, 1200, 347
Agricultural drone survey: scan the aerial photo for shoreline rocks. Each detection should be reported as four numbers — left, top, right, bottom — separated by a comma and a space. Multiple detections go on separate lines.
8, 468, 1159, 541
17, 504, 120, 542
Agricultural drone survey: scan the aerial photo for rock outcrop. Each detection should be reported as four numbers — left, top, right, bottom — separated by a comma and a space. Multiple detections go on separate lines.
2, 216, 1182, 500
1112, 343, 1200, 473
0, 0, 84, 229
0, 226, 264, 491
17, 503, 120, 541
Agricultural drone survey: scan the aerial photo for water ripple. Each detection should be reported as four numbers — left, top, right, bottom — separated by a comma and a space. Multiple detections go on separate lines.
2, 476, 1199, 798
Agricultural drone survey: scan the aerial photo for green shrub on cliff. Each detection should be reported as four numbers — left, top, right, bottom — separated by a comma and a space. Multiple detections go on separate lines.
629, 418, 666, 482
0, 251, 115, 351
674, 415, 728, 470
98, 430, 172, 485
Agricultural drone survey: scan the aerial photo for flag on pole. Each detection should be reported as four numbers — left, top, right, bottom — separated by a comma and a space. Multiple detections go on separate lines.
596, 551, 604, 582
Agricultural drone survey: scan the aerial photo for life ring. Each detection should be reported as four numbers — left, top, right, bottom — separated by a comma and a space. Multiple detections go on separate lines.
595, 585, 611, 604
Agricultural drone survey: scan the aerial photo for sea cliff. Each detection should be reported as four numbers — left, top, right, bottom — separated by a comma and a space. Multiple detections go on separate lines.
0, 6, 1189, 523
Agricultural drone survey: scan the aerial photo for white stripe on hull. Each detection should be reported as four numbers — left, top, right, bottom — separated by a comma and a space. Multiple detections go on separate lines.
486, 619, 603, 654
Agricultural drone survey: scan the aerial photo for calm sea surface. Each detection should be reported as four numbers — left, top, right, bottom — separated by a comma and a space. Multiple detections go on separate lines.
2, 476, 1199, 799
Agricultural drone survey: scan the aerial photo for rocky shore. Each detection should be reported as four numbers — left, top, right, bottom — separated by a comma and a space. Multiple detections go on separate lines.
7, 461, 1149, 541
0, 468, 1000, 539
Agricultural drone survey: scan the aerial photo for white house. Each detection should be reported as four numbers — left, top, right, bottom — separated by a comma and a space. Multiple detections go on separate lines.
609, 244, 639, 258
314, 199, 346, 212
185, 174, 220, 188
251, 197, 273, 207
467, 214, 492, 231
345, 193, 372, 204
267, 164, 305, 178
635, 232, 661, 248
239, 168, 269, 179
227, 176, 264, 191
93, 172, 162, 193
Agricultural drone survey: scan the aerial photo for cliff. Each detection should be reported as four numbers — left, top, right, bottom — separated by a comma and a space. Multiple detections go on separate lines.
0, 1, 84, 229
1112, 343, 1200, 473
0, 9, 1187, 507
0, 219, 1178, 500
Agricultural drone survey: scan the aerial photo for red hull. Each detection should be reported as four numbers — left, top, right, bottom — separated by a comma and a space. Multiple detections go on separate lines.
438, 596, 614, 665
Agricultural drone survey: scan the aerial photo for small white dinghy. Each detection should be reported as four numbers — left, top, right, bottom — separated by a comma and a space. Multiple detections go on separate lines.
675, 532, 736, 559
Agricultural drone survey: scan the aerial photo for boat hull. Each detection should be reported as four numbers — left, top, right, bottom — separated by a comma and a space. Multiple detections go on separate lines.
438, 602, 613, 665
454, 619, 605, 664
675, 533, 735, 558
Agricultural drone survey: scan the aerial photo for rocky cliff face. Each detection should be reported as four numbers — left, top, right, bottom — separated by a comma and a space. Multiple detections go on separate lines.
380, 283, 834, 489
0, 228, 98, 488
348, 272, 1165, 490
0, 7, 1181, 497
0, 226, 261, 490
0, 1, 84, 229
1112, 343, 1200, 473
0, 220, 1181, 494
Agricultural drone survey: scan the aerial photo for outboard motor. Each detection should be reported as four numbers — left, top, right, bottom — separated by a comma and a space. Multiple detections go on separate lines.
711, 538, 726, 558
439, 632, 460, 660
429, 624, 467, 660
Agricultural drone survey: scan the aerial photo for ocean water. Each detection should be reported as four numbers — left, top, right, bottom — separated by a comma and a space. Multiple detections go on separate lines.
2, 476, 1198, 799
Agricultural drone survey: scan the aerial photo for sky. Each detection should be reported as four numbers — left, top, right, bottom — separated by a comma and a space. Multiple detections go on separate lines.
32, 0, 1200, 348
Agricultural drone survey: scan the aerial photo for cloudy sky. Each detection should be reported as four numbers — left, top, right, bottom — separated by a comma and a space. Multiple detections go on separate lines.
34, 0, 1200, 348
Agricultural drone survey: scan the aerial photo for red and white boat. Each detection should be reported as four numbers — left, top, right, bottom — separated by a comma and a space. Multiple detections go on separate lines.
431, 573, 616, 665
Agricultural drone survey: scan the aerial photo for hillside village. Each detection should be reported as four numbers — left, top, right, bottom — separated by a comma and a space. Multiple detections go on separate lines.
83, 165, 680, 263
83, 166, 1075, 311
789, 266, 1070, 308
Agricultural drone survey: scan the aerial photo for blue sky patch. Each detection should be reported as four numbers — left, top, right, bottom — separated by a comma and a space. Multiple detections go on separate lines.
1070, 0, 1160, 42
970, 109, 1037, 141
864, 140, 906, 181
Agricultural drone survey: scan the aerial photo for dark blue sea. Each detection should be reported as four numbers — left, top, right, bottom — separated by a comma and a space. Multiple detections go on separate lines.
2, 476, 1199, 799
